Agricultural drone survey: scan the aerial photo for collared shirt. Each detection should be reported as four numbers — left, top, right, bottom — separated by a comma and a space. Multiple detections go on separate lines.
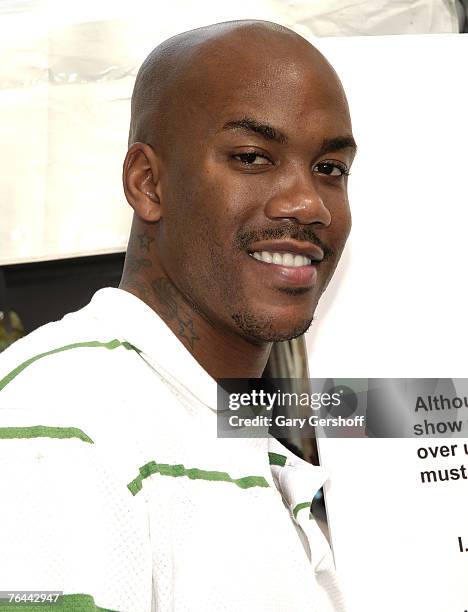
0, 287, 346, 612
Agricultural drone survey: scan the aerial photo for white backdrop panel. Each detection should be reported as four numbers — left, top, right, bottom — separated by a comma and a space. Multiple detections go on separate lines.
307, 34, 468, 378
307, 34, 468, 612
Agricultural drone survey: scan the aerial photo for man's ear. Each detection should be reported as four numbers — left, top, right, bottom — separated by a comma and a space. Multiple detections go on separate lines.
122, 142, 162, 222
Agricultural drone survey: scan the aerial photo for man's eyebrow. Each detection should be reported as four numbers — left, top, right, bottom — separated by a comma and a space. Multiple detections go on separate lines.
221, 118, 357, 155
317, 135, 357, 157
222, 117, 288, 144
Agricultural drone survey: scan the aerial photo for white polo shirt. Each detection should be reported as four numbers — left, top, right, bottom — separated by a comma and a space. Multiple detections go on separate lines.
0, 287, 346, 612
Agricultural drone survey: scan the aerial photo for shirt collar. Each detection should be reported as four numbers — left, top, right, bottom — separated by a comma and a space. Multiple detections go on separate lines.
87, 287, 216, 410
268, 437, 329, 509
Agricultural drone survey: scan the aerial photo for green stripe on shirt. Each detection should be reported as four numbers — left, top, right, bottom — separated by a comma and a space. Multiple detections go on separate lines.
128, 460, 270, 495
293, 500, 313, 519
0, 339, 140, 391
0, 593, 117, 611
0, 426, 93, 444
268, 451, 287, 467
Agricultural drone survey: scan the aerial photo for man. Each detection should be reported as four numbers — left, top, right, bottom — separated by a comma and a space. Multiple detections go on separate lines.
0, 20, 356, 612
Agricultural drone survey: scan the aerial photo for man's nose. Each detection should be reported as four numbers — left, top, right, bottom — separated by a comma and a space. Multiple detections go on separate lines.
264, 172, 332, 226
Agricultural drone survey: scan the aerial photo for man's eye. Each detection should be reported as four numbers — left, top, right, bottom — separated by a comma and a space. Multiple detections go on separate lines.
233, 152, 271, 165
313, 161, 349, 177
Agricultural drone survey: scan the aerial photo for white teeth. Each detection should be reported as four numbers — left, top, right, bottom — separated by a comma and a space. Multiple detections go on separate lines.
272, 253, 283, 265
249, 251, 312, 267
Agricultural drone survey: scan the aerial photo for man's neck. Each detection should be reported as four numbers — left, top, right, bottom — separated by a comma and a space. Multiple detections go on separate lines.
119, 269, 271, 379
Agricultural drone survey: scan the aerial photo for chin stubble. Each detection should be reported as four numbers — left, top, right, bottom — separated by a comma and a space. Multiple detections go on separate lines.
231, 311, 313, 344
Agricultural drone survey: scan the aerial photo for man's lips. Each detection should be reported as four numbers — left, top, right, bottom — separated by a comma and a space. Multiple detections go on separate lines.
247, 239, 324, 262
246, 239, 323, 288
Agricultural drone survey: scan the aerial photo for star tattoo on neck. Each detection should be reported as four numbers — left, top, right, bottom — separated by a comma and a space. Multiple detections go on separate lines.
177, 317, 199, 350
137, 232, 154, 252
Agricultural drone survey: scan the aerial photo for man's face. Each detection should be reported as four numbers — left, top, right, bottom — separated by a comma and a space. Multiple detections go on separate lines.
155, 43, 355, 344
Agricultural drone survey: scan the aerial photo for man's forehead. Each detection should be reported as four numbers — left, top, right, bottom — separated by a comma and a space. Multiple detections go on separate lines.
185, 68, 351, 144
130, 21, 350, 149
179, 55, 349, 127
185, 38, 341, 98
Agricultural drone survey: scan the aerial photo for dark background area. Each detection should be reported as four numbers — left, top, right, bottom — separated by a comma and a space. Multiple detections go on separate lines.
1, 252, 125, 334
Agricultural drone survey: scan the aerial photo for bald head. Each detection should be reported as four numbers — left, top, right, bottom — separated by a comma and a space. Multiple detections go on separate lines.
129, 20, 346, 151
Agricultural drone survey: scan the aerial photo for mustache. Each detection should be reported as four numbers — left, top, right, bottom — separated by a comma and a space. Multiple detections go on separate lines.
234, 225, 334, 260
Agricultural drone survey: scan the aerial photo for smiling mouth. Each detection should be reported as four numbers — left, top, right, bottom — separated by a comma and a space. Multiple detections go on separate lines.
249, 251, 312, 267
245, 240, 324, 289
